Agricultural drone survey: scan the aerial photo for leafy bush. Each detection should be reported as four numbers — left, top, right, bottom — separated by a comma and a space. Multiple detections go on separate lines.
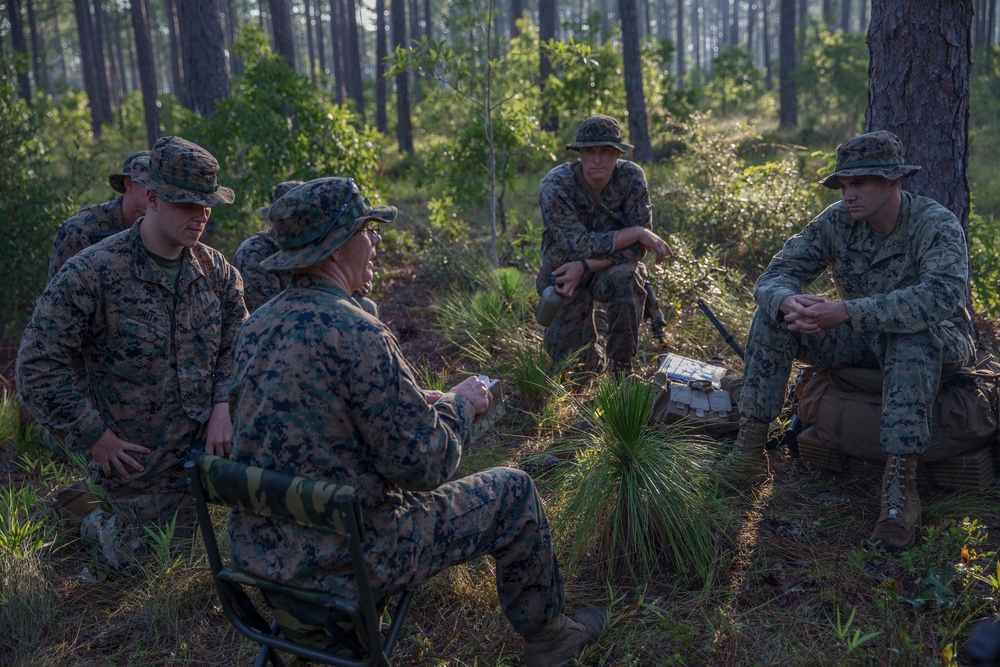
796, 22, 868, 141
435, 266, 536, 356
656, 116, 824, 277
969, 211, 1000, 317
704, 47, 766, 115
0, 69, 78, 335
182, 25, 384, 254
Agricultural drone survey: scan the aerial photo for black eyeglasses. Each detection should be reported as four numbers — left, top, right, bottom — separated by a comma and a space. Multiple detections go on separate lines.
362, 223, 381, 239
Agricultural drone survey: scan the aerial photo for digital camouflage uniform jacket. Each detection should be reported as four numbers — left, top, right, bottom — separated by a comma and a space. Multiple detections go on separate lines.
48, 197, 128, 282
228, 274, 477, 598
18, 221, 247, 495
536, 159, 653, 290
754, 191, 971, 336
232, 228, 290, 312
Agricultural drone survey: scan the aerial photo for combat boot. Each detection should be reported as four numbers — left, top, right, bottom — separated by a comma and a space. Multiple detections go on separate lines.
727, 417, 770, 483
523, 607, 606, 667
870, 454, 921, 552
610, 358, 633, 382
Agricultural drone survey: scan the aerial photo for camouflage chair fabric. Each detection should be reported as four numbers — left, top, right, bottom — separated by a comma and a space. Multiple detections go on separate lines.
186, 454, 413, 666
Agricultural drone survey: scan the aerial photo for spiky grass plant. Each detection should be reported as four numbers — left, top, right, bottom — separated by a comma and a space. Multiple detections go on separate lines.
549, 376, 729, 589
435, 267, 535, 353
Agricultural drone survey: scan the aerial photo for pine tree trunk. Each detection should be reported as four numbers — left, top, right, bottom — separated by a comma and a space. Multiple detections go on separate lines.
315, 0, 327, 80
131, 0, 160, 147
424, 0, 432, 41
268, 0, 296, 70
90, 0, 114, 121
375, 0, 388, 132
226, 0, 244, 76
763, 0, 773, 89
392, 0, 413, 152
867, 0, 972, 233
779, 0, 797, 127
539, 0, 558, 132
177, 0, 229, 114
676, 0, 685, 83
511, 0, 523, 37
8, 0, 32, 103
329, 0, 346, 104
347, 0, 365, 116
166, 0, 185, 105
305, 0, 316, 83
619, 0, 652, 162
26, 0, 48, 95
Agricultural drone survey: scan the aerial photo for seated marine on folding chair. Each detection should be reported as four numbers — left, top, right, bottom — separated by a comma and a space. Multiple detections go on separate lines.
225, 177, 607, 665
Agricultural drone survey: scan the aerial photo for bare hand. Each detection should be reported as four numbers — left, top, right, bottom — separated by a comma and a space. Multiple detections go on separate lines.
450, 375, 491, 417
781, 294, 848, 334
204, 402, 233, 457
640, 229, 673, 263
552, 261, 585, 298
423, 390, 444, 405
89, 429, 150, 481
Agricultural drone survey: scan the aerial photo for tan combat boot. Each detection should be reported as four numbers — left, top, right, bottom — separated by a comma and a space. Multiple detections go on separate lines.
727, 417, 771, 483
523, 607, 606, 667
869, 454, 921, 552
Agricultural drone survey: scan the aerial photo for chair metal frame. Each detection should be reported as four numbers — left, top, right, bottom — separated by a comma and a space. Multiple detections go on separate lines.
186, 454, 414, 667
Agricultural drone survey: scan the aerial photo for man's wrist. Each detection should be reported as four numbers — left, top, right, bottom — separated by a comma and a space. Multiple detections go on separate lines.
579, 259, 592, 278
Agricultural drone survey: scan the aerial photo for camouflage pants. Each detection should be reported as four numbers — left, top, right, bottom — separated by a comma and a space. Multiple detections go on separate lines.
738, 308, 974, 455
389, 466, 565, 636
541, 262, 647, 373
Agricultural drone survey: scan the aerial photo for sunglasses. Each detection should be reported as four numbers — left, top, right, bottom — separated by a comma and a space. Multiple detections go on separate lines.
310, 179, 373, 246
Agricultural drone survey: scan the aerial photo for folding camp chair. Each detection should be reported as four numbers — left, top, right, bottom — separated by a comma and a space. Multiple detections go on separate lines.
186, 454, 414, 667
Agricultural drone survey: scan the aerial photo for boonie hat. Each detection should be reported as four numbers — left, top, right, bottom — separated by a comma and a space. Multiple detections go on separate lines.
259, 180, 305, 216
566, 115, 633, 154
109, 151, 149, 193
819, 130, 922, 189
130, 136, 235, 206
261, 177, 397, 272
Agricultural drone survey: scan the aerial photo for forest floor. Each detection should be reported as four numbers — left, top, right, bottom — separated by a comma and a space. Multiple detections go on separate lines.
4, 256, 1000, 666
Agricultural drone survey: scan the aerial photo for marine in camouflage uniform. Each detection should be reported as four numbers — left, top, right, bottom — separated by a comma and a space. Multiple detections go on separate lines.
735, 130, 975, 552
537, 115, 671, 376
228, 177, 604, 665
47, 151, 151, 281
17, 136, 246, 569
234, 180, 379, 316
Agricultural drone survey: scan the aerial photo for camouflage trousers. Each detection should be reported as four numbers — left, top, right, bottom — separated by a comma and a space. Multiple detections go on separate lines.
738, 308, 975, 455
272, 467, 566, 641
541, 262, 646, 373
75, 485, 196, 570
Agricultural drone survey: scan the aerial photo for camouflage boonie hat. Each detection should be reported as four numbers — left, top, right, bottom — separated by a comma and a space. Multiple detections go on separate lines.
261, 177, 397, 272
819, 130, 922, 189
259, 180, 305, 216
566, 114, 633, 154
130, 136, 235, 206
109, 151, 150, 193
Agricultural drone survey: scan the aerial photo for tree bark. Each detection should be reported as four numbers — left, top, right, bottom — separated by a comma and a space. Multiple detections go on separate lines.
305, 0, 317, 83
763, 0, 773, 89
676, 0, 685, 83
7, 0, 32, 103
347, 0, 365, 116
375, 0, 388, 132
166, 0, 185, 104
424, 0, 432, 41
91, 0, 115, 114
226, 0, 244, 76
409, 0, 419, 42
26, 0, 48, 95
330, 0, 347, 103
130, 0, 160, 147
840, 0, 851, 32
539, 0, 558, 132
511, 0, 524, 37
619, 0, 652, 162
268, 0, 296, 70
779, 0, 797, 127
315, 0, 327, 80
392, 0, 413, 152
867, 0, 972, 233
177, 0, 229, 114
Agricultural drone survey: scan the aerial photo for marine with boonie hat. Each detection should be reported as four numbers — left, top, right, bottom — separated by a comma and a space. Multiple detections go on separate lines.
18, 134, 247, 570
228, 176, 604, 664
46, 150, 152, 281
733, 129, 975, 554
536, 114, 671, 379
